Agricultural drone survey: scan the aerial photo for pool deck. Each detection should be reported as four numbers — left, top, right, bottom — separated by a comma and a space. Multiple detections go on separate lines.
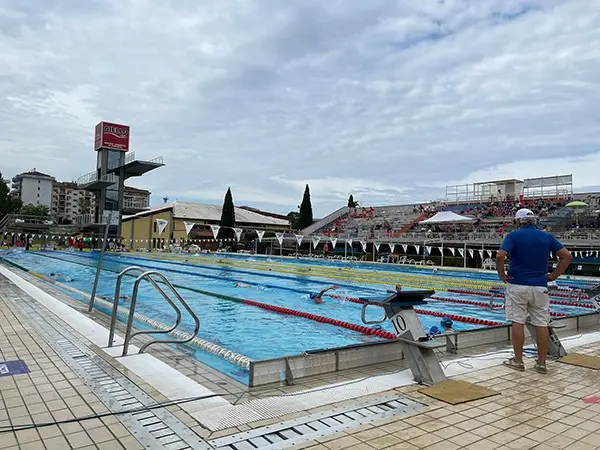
1, 266, 600, 449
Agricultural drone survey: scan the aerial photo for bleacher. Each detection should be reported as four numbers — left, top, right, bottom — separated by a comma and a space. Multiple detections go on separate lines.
308, 205, 423, 238
306, 176, 600, 243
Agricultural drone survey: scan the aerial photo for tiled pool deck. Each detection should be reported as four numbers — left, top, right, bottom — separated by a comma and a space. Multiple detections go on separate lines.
1, 269, 599, 449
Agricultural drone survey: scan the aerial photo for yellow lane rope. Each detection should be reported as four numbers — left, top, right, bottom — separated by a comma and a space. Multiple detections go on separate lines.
138, 253, 496, 291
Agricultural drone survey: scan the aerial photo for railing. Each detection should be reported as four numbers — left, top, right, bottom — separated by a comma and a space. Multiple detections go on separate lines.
74, 213, 119, 226
107, 152, 136, 171
123, 198, 150, 210
107, 153, 164, 171
302, 206, 349, 236
148, 155, 164, 165
6, 214, 54, 226
0, 214, 9, 232
311, 230, 600, 244
76, 171, 117, 186
74, 214, 99, 226
107, 267, 200, 357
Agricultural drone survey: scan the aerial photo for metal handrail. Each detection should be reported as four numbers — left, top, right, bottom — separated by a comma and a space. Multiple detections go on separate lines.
108, 266, 143, 346
107, 266, 200, 356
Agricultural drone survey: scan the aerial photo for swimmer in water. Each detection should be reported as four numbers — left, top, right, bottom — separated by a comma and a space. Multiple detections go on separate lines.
98, 295, 131, 302
235, 282, 252, 288
49, 273, 73, 282
309, 286, 338, 304
387, 284, 403, 294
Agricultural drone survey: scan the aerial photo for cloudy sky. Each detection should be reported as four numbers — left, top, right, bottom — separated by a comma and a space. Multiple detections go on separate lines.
2, 0, 600, 216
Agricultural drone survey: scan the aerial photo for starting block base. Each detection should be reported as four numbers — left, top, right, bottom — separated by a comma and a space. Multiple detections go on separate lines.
525, 320, 568, 360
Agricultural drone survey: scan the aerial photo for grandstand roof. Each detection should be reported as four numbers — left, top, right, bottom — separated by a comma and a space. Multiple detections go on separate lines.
123, 201, 290, 227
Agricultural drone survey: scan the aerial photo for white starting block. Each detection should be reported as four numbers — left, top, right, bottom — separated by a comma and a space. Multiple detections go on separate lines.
525, 318, 567, 360
587, 286, 600, 310
359, 289, 446, 386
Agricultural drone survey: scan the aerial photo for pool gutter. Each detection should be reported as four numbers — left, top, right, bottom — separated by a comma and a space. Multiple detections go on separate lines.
248, 311, 600, 386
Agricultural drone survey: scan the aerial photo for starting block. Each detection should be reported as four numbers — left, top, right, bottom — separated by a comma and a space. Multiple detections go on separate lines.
359, 289, 446, 386
525, 318, 567, 359
586, 286, 600, 310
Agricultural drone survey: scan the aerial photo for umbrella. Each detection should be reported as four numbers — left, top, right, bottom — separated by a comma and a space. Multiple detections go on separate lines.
566, 201, 588, 226
566, 201, 588, 208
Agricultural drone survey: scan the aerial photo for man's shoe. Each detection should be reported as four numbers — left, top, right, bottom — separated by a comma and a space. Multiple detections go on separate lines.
503, 358, 525, 371
534, 363, 547, 374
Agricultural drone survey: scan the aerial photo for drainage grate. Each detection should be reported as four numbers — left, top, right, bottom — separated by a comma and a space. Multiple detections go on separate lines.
209, 395, 422, 449
12, 297, 213, 450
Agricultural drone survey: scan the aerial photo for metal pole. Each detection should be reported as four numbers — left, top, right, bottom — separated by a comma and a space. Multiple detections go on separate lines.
441, 239, 444, 267
89, 212, 111, 312
463, 242, 467, 268
344, 240, 347, 258
481, 242, 485, 269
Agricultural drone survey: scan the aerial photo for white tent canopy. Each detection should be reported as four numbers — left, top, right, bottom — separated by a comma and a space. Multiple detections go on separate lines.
419, 211, 474, 224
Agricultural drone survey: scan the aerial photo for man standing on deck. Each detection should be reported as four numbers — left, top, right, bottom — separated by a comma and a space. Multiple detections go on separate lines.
496, 208, 572, 373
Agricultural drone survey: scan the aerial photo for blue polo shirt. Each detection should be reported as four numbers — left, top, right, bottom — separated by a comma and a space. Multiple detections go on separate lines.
500, 225, 564, 287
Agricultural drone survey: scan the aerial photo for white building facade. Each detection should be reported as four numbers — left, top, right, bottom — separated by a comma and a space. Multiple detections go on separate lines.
11, 170, 55, 208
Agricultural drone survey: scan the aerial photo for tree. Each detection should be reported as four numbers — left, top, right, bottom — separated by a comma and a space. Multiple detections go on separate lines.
347, 195, 356, 208
286, 211, 300, 229
218, 187, 235, 239
78, 197, 93, 215
297, 184, 314, 230
20, 204, 50, 217
0, 177, 22, 216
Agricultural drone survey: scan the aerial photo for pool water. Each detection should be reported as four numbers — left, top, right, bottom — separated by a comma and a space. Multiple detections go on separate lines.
1, 249, 597, 383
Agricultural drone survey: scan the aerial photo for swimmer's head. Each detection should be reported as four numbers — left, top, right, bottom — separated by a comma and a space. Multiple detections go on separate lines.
440, 317, 453, 329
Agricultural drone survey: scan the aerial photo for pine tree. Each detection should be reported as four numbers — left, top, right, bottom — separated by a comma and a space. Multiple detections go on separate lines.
297, 184, 314, 230
217, 187, 235, 240
347, 195, 356, 208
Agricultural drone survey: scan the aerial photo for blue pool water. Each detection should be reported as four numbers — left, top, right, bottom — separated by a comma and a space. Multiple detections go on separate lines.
1, 249, 597, 383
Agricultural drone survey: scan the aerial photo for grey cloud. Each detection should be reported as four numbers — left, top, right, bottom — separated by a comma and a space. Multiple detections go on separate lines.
1, 0, 600, 216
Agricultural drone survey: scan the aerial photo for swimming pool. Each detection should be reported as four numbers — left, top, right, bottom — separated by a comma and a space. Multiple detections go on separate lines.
2, 249, 597, 383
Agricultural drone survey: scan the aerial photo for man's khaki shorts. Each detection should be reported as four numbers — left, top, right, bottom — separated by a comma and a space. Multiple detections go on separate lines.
505, 284, 550, 327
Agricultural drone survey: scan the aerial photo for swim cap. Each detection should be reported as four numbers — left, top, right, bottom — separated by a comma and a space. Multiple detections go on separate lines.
429, 326, 441, 335
440, 317, 453, 329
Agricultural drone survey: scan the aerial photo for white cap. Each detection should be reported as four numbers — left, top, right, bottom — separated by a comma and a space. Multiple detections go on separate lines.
515, 208, 535, 220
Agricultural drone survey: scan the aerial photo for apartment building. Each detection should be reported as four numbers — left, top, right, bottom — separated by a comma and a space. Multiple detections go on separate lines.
52, 183, 151, 223
123, 186, 151, 209
52, 181, 96, 223
11, 169, 55, 207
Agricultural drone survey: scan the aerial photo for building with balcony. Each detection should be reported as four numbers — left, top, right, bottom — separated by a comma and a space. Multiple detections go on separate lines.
51, 181, 96, 223
11, 169, 55, 207
123, 186, 151, 214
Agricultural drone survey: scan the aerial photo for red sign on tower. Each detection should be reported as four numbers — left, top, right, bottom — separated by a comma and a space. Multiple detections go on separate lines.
94, 121, 130, 151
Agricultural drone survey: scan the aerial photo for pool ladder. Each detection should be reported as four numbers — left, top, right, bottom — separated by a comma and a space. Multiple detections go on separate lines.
107, 266, 200, 357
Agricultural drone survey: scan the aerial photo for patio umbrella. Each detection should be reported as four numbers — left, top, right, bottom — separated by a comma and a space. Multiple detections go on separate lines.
566, 201, 588, 208
566, 201, 588, 226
